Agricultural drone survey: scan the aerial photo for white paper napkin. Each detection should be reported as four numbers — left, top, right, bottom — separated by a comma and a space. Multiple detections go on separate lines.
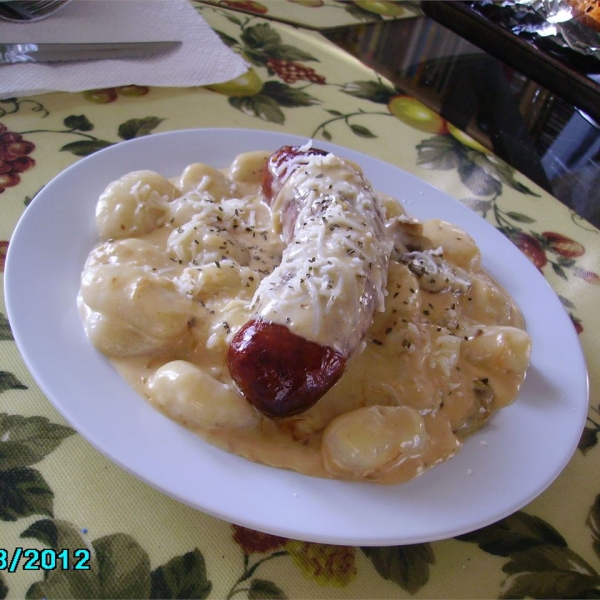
0, 0, 248, 99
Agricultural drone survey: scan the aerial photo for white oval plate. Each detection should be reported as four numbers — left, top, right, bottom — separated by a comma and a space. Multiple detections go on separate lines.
5, 128, 589, 546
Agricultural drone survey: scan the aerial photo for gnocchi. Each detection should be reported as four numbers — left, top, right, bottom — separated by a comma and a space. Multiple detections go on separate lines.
78, 150, 531, 484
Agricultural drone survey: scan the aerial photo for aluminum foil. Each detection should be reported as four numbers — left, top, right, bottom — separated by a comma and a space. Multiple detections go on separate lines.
471, 0, 600, 71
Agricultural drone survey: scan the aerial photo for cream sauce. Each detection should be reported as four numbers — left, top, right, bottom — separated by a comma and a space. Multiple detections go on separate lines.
78, 150, 532, 485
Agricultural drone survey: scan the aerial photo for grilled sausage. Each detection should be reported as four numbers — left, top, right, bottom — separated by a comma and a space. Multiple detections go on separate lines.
227, 145, 392, 418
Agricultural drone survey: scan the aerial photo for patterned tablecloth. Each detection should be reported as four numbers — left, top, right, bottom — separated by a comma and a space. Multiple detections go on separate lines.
199, 0, 418, 29
1, 2, 599, 598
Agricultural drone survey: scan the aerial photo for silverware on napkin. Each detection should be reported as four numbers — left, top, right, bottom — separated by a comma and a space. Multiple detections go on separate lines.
0, 41, 182, 65
0, 0, 72, 22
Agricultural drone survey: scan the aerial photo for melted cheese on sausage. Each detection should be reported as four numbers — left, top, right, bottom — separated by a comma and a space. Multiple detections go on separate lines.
253, 153, 392, 355
78, 150, 532, 485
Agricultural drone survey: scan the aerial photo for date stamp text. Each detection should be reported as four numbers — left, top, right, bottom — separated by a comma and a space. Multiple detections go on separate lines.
0, 548, 91, 572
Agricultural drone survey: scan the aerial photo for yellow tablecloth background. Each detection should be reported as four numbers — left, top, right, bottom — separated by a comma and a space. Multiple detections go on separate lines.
0, 3, 598, 598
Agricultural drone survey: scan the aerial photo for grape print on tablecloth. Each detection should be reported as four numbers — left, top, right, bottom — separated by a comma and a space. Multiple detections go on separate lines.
0, 123, 35, 194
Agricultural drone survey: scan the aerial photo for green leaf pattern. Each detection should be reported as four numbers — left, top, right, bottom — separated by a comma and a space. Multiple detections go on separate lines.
587, 496, 600, 560
500, 546, 600, 599
229, 95, 285, 124
259, 81, 320, 107
0, 314, 12, 341
457, 507, 600, 598
150, 549, 212, 599
456, 512, 567, 556
240, 23, 318, 65
118, 117, 166, 141
248, 579, 287, 599
0, 468, 54, 522
0, 414, 74, 471
361, 544, 435, 594
59, 139, 113, 156
0, 372, 27, 394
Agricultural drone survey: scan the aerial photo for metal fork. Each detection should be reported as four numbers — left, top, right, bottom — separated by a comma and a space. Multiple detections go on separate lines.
0, 0, 72, 22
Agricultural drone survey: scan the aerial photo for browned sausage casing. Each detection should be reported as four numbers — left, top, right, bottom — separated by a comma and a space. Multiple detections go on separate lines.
227, 319, 345, 418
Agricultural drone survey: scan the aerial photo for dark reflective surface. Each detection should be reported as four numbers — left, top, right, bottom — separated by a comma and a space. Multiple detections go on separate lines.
324, 14, 600, 228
